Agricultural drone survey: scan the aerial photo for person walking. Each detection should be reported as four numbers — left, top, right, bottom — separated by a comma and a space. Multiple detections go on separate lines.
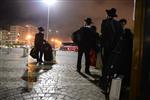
72, 17, 95, 75
34, 27, 45, 64
99, 8, 123, 94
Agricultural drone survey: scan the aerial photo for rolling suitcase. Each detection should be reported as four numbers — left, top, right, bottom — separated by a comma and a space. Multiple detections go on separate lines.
89, 49, 97, 67
30, 47, 37, 59
44, 42, 53, 61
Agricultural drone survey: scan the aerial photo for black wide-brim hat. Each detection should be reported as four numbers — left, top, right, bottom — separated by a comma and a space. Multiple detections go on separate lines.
106, 8, 118, 17
38, 27, 44, 31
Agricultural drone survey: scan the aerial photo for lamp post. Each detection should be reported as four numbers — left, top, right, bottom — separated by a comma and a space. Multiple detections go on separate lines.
47, 6, 50, 41
42, 0, 57, 41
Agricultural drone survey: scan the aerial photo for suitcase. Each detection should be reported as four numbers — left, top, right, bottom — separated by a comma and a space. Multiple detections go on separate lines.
43, 42, 53, 61
30, 47, 37, 59
109, 76, 123, 100
89, 49, 97, 67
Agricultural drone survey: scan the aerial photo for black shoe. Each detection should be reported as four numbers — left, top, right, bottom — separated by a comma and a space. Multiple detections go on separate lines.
101, 89, 109, 95
21, 87, 30, 93
76, 69, 81, 73
85, 71, 91, 75
39, 60, 43, 63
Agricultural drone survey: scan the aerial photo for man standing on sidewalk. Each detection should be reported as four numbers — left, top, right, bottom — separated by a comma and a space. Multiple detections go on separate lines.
100, 8, 123, 94
34, 27, 45, 63
72, 18, 95, 75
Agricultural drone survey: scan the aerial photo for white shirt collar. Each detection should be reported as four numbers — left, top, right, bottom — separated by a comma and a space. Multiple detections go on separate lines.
84, 25, 92, 28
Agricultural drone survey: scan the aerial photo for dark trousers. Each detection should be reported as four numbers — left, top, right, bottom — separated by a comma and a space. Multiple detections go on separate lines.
77, 47, 90, 72
100, 46, 113, 92
36, 48, 43, 62
102, 48, 112, 76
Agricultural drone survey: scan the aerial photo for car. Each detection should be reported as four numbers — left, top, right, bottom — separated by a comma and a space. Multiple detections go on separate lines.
59, 42, 78, 52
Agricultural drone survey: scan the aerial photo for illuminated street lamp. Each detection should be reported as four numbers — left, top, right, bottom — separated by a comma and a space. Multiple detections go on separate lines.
26, 35, 32, 40
26, 35, 32, 45
56, 30, 59, 34
51, 38, 54, 42
42, 0, 57, 6
42, 0, 57, 41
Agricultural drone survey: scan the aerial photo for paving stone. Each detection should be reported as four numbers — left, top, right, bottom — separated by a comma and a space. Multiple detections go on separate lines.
47, 97, 56, 100
0, 50, 105, 100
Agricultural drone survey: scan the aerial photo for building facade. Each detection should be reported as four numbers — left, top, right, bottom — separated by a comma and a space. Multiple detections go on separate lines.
24, 25, 38, 45
0, 30, 9, 45
9, 25, 38, 45
10, 25, 25, 44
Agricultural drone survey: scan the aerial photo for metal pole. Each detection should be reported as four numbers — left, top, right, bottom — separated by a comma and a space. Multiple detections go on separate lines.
47, 6, 50, 41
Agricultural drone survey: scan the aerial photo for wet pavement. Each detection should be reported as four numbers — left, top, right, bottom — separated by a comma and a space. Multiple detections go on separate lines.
0, 48, 105, 100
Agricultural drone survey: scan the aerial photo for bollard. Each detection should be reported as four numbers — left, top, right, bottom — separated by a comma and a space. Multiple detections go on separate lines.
52, 49, 57, 63
6, 48, 10, 54
22, 47, 28, 57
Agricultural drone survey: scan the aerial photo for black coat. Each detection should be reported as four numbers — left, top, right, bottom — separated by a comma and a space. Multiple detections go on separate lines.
101, 18, 123, 51
72, 26, 95, 50
34, 32, 44, 49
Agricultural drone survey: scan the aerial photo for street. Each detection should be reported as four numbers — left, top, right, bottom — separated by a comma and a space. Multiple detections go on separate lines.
56, 51, 85, 64
0, 48, 104, 100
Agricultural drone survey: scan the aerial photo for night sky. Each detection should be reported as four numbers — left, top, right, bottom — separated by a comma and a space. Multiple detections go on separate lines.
0, 0, 134, 41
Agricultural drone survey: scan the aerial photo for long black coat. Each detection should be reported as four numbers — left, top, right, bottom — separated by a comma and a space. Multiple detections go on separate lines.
34, 32, 44, 49
100, 18, 123, 77
101, 18, 123, 51
73, 26, 95, 50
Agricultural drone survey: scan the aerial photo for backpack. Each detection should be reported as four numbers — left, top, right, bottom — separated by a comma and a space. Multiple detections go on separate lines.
71, 29, 81, 45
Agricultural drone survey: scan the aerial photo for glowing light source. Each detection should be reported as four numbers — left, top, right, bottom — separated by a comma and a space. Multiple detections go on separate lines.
42, 0, 57, 6
16, 39, 19, 42
50, 38, 62, 48
51, 38, 54, 42
26, 35, 32, 40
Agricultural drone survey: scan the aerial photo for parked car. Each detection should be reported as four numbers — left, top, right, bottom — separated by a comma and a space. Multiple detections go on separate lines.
59, 42, 78, 52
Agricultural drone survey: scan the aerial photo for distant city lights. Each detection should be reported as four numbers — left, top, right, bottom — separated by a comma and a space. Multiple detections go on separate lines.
50, 38, 62, 48
26, 35, 32, 40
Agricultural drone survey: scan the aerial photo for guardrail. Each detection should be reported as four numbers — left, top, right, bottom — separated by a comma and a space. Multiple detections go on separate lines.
0, 47, 28, 57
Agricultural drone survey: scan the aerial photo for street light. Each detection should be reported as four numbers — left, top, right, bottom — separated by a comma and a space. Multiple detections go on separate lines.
42, 0, 57, 41
42, 0, 57, 6
26, 35, 32, 45
56, 30, 59, 34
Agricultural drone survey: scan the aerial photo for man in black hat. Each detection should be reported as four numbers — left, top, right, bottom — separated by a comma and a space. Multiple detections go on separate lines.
100, 8, 123, 94
72, 17, 95, 75
34, 27, 45, 63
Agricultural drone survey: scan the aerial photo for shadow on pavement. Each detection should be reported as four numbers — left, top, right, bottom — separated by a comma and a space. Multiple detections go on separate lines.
78, 72, 130, 100
78, 72, 100, 88
21, 62, 54, 93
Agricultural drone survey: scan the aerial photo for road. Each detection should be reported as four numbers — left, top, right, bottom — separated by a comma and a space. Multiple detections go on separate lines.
56, 51, 85, 64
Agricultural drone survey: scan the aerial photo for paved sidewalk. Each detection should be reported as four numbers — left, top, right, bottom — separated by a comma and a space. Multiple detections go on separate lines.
0, 48, 105, 100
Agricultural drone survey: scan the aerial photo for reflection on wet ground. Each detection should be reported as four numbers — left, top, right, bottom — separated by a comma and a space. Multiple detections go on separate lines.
21, 62, 54, 92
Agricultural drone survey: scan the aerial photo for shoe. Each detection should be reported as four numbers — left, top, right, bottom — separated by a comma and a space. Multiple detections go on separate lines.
21, 87, 30, 93
76, 69, 81, 73
101, 89, 109, 95
39, 60, 43, 63
85, 71, 91, 75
